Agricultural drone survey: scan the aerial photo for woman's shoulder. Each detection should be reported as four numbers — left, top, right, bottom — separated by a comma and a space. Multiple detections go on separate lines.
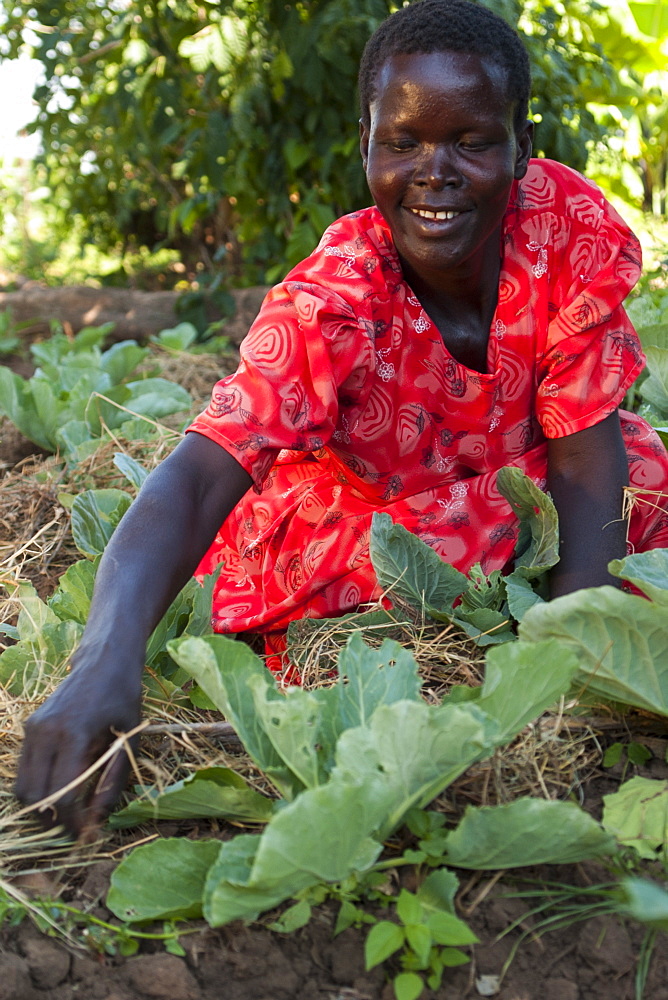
268, 206, 402, 315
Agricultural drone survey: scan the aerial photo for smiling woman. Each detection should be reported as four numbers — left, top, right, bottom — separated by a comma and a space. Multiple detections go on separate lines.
15, 0, 668, 837
360, 50, 532, 371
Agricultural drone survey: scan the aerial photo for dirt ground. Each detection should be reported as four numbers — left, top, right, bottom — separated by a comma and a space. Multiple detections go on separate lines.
1, 338, 667, 1000
2, 846, 668, 1000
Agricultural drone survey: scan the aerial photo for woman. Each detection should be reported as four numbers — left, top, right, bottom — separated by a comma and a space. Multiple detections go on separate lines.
16, 0, 668, 835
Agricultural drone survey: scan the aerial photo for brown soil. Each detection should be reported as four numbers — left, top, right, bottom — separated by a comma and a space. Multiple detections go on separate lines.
2, 849, 668, 1000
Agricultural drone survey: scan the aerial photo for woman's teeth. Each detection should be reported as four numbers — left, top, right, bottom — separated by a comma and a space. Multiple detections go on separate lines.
410, 208, 461, 220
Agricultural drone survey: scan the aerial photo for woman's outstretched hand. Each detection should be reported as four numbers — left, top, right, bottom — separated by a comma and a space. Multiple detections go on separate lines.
15, 644, 144, 839
14, 434, 253, 840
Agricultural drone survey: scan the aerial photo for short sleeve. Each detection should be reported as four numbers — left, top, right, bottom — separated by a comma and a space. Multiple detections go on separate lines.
535, 187, 644, 439
186, 280, 374, 491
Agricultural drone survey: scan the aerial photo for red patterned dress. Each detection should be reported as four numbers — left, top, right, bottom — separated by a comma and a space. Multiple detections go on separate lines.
188, 159, 668, 648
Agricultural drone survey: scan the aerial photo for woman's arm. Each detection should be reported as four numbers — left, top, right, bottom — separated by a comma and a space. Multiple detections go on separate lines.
15, 432, 252, 836
547, 410, 628, 598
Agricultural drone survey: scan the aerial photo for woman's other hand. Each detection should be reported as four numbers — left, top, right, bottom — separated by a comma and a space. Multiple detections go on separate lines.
547, 410, 628, 598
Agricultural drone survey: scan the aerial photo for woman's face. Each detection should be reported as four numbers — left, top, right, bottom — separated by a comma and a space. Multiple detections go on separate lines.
360, 51, 532, 286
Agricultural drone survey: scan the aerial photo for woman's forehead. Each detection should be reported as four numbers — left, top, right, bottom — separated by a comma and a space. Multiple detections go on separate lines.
373, 50, 512, 109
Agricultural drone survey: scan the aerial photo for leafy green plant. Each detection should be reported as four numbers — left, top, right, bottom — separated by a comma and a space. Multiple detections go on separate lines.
603, 740, 653, 777
0, 323, 191, 460
519, 549, 668, 715
0, 469, 217, 702
369, 466, 557, 645
104, 630, 613, 929
0, 879, 189, 957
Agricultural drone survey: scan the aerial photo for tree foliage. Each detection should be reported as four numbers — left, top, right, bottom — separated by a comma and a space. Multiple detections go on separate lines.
0, 0, 649, 283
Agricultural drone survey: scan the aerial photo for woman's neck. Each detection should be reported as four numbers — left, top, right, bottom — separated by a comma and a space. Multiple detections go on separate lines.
401, 239, 502, 373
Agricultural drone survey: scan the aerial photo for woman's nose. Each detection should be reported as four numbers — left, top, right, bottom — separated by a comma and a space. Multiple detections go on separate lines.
415, 146, 460, 188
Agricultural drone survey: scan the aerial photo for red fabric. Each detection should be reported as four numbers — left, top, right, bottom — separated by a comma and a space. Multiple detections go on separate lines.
188, 159, 668, 642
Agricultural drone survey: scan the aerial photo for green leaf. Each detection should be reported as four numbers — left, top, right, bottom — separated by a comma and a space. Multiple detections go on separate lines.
11, 581, 60, 640
335, 900, 363, 935
48, 558, 97, 624
0, 620, 83, 696
504, 571, 545, 621
313, 634, 422, 771
113, 452, 149, 489
442, 799, 615, 869
439, 948, 470, 967
107, 838, 221, 922
268, 898, 312, 933
404, 923, 432, 968
246, 677, 325, 790
618, 878, 668, 931
365, 921, 405, 969
474, 639, 578, 744
426, 910, 478, 947
603, 742, 624, 768
333, 700, 501, 840
110, 767, 275, 828
608, 550, 668, 606
453, 607, 514, 646
627, 742, 652, 766
155, 323, 199, 351
203, 833, 315, 927
640, 346, 668, 414
370, 512, 467, 614
100, 341, 148, 382
396, 890, 423, 926
0, 365, 53, 450
123, 377, 191, 419
393, 971, 424, 1000
496, 466, 559, 578
70, 489, 132, 557
519, 587, 668, 715
416, 869, 458, 916
168, 635, 304, 799
602, 776, 668, 859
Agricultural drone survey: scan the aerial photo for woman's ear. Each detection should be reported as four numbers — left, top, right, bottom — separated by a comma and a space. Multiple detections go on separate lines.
514, 120, 534, 179
359, 119, 370, 171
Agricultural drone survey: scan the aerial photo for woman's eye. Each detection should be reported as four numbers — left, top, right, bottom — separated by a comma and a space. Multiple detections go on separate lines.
460, 138, 494, 151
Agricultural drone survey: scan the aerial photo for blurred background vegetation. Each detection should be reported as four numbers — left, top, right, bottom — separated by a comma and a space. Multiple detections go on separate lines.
0, 0, 666, 297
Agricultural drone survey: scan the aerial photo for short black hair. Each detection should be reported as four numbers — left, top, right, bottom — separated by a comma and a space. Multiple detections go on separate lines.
358, 0, 531, 134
